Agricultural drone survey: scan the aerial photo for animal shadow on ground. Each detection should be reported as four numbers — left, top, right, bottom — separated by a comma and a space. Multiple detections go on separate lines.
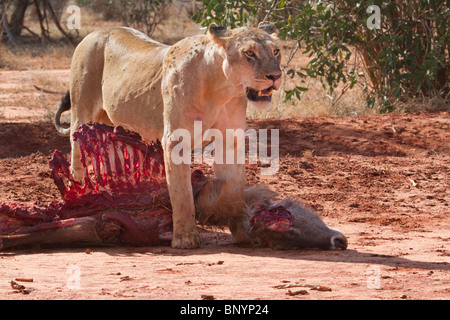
0, 122, 70, 159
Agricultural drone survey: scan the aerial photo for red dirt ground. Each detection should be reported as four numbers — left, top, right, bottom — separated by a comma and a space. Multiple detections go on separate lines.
0, 72, 448, 300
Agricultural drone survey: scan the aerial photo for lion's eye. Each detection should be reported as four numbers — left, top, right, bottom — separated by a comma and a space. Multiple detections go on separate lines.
273, 49, 280, 56
245, 51, 255, 58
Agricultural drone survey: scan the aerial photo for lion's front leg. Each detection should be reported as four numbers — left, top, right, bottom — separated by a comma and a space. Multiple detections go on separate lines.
162, 132, 201, 249
209, 97, 248, 241
212, 148, 247, 242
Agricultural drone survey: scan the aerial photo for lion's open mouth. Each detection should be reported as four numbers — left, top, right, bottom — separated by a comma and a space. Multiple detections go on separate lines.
247, 86, 273, 102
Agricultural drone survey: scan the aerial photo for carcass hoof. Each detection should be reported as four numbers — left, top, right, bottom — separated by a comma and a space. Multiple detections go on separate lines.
171, 230, 201, 249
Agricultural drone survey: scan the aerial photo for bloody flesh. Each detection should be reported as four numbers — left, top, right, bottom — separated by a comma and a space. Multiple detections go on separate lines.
0, 123, 172, 248
251, 205, 294, 232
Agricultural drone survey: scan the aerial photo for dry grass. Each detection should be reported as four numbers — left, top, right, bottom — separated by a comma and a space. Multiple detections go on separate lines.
0, 2, 202, 70
152, 4, 204, 44
0, 41, 74, 70
0, 3, 120, 71
302, 149, 315, 158
246, 80, 379, 119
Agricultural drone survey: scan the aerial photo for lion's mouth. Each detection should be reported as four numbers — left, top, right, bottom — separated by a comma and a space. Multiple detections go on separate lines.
246, 86, 273, 102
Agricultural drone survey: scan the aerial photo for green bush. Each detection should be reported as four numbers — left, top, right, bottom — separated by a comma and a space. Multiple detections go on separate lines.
194, 0, 449, 112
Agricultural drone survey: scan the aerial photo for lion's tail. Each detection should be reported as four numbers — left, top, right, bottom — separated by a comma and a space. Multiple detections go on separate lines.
54, 90, 71, 136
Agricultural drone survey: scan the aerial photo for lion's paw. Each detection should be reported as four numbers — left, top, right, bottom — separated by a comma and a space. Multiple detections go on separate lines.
171, 230, 201, 249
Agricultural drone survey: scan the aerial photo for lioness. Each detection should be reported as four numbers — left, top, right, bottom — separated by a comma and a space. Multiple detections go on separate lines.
54, 23, 282, 248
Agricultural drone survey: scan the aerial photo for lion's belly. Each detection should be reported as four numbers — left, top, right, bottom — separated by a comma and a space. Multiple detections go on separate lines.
103, 89, 164, 143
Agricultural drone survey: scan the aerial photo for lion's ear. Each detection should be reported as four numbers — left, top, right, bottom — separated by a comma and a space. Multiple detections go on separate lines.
209, 23, 229, 46
258, 21, 278, 36
209, 23, 227, 37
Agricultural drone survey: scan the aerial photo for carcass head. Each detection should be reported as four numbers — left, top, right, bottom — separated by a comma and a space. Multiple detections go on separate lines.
249, 199, 347, 250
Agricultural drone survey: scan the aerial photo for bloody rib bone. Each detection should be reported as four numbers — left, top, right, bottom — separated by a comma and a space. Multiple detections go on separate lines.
1, 123, 171, 249
51, 123, 164, 200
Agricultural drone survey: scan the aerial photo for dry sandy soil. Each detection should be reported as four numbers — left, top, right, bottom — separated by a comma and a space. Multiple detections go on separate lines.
0, 70, 448, 301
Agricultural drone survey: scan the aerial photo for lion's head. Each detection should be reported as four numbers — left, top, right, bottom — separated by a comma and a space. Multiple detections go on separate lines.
209, 23, 282, 110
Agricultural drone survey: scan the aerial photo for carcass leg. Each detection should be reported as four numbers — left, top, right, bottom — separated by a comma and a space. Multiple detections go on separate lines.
0, 217, 120, 250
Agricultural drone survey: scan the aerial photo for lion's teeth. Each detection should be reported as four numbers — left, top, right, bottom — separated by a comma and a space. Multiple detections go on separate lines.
257, 88, 273, 97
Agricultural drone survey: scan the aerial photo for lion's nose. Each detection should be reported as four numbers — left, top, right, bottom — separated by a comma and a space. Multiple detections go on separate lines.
265, 72, 281, 81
